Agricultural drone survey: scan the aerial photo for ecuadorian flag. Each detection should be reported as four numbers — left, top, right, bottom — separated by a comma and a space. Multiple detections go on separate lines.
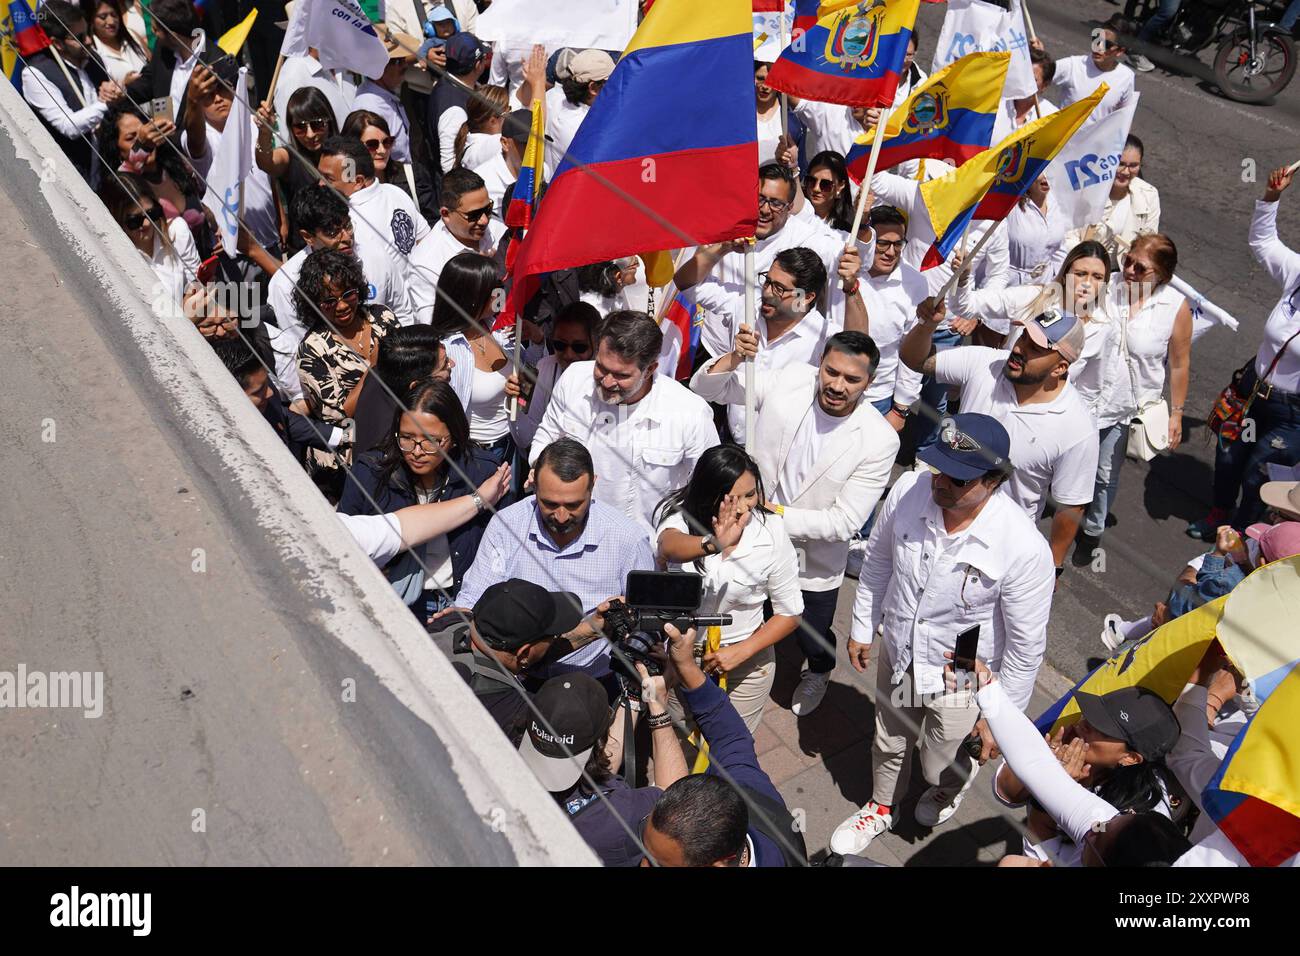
917, 85, 1105, 270
505, 0, 757, 318
504, 95, 545, 263
844, 51, 1007, 182
766, 0, 921, 108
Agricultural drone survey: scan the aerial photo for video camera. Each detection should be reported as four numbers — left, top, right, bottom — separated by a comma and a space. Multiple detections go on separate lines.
604, 571, 731, 681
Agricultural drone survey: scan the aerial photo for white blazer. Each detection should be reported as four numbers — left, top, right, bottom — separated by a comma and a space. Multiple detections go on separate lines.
691, 363, 899, 590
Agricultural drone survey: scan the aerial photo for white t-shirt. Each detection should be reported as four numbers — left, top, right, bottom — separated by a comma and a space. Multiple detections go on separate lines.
1050, 56, 1136, 125
473, 152, 515, 221
468, 364, 509, 444
935, 347, 1101, 520
862, 263, 928, 407
777, 403, 849, 505
757, 107, 784, 166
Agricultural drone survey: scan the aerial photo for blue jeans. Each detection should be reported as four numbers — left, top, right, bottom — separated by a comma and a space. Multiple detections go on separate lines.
1139, 0, 1183, 41
1083, 422, 1129, 537
1211, 376, 1300, 527
1283, 0, 1300, 32
913, 325, 964, 452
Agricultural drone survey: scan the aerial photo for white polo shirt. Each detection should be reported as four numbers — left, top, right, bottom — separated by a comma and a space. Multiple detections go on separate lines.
406, 217, 508, 322
934, 346, 1100, 520
347, 179, 434, 312
862, 263, 928, 408
530, 362, 720, 539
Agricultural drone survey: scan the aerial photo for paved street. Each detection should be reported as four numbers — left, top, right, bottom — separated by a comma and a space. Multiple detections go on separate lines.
763, 0, 1300, 862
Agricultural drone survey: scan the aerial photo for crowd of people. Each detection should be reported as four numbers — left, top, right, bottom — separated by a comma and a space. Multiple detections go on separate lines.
15, 0, 1300, 868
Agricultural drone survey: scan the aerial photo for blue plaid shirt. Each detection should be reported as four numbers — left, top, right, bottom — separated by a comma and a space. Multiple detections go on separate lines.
456, 497, 655, 671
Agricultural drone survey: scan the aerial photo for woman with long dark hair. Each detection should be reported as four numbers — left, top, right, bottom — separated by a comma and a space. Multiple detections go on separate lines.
256, 87, 340, 253
654, 444, 803, 734
338, 379, 510, 620
82, 0, 147, 85
98, 172, 200, 314
342, 109, 436, 223
799, 150, 855, 233
577, 258, 637, 316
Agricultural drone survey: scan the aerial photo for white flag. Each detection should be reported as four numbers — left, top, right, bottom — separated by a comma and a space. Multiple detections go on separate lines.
207, 67, 253, 257
283, 0, 389, 80
934, 0, 1036, 99
169, 30, 207, 117
1044, 95, 1138, 232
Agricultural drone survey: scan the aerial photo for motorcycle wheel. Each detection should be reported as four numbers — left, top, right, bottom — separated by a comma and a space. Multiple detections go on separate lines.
1213, 28, 1297, 103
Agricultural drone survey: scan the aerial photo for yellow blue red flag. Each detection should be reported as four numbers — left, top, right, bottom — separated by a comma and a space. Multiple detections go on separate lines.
844, 51, 1007, 182
917, 85, 1105, 269
766, 0, 922, 108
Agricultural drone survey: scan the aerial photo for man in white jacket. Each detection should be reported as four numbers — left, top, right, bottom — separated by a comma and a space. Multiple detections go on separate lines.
691, 330, 899, 716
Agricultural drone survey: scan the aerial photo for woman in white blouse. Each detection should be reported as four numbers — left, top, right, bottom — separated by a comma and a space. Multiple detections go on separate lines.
655, 445, 804, 734
1006, 174, 1068, 287
950, 240, 1115, 414
98, 172, 200, 317
1083, 234, 1193, 546
1064, 134, 1161, 261
86, 0, 147, 86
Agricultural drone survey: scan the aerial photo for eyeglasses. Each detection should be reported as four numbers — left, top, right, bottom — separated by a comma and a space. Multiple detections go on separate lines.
875, 238, 907, 252
397, 432, 452, 454
455, 203, 494, 223
804, 175, 837, 192
549, 338, 591, 355
363, 135, 396, 152
319, 219, 354, 240
123, 205, 165, 230
319, 287, 361, 311
1122, 256, 1154, 278
757, 195, 790, 212
758, 272, 795, 297
291, 118, 331, 134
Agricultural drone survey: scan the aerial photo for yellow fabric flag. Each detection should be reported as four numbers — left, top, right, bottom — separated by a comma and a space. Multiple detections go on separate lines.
218, 9, 258, 56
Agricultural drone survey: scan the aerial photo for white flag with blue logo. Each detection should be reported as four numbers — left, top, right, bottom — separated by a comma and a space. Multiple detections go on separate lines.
206, 66, 252, 257
282, 0, 389, 81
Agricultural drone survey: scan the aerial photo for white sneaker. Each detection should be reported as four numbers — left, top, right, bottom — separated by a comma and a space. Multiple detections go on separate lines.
830, 802, 893, 855
1128, 52, 1156, 72
845, 535, 868, 579
791, 670, 831, 717
1100, 617, 1124, 651
913, 769, 976, 828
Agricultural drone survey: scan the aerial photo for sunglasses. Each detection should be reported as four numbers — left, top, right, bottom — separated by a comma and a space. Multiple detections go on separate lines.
123, 205, 165, 230
363, 135, 396, 152
549, 338, 591, 355
1122, 256, 1154, 277
805, 175, 837, 192
455, 203, 494, 223
291, 118, 331, 134
319, 287, 361, 311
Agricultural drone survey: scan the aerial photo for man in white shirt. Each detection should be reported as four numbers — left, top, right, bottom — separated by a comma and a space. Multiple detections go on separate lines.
352, 36, 419, 164
691, 331, 899, 717
430, 33, 492, 174
831, 413, 1054, 854
407, 167, 507, 320
21, 1, 120, 182
1037, 26, 1136, 127
991, 46, 1059, 143
546, 49, 614, 172
675, 163, 854, 365
532, 312, 719, 541
318, 137, 436, 304
903, 301, 1100, 572
473, 109, 531, 218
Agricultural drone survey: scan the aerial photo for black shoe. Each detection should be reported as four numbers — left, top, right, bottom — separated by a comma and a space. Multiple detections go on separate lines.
1072, 532, 1102, 568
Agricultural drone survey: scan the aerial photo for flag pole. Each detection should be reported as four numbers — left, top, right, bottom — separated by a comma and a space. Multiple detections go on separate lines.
778, 11, 789, 139
1287, 158, 1300, 174
1021, 0, 1042, 120
744, 242, 757, 454
510, 308, 522, 423
49, 47, 89, 108
848, 110, 889, 239
936, 219, 1003, 303
265, 54, 287, 106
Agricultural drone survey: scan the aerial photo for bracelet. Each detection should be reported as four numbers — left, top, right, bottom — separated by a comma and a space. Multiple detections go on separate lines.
842, 278, 860, 296
470, 491, 485, 512
1206, 693, 1224, 712
646, 712, 673, 730
625, 696, 642, 714
1171, 405, 1185, 413
891, 404, 910, 416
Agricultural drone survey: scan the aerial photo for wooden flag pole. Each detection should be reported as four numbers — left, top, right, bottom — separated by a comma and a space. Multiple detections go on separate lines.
744, 243, 757, 454
510, 311, 522, 423
265, 54, 287, 106
1287, 158, 1300, 174
49, 47, 89, 108
848, 110, 889, 239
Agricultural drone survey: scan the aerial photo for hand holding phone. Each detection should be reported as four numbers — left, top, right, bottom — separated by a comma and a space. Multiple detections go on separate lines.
952, 625, 981, 689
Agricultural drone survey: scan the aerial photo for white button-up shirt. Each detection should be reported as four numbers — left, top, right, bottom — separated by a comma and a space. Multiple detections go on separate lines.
1248, 199, 1300, 393
22, 60, 106, 140
935, 347, 1100, 519
1006, 197, 1069, 288
531, 361, 720, 540
862, 263, 927, 407
657, 510, 804, 646
852, 470, 1054, 710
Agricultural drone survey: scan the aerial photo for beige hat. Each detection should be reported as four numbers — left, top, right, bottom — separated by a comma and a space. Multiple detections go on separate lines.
276, 0, 296, 29
1261, 480, 1300, 520
569, 49, 615, 84
381, 29, 421, 63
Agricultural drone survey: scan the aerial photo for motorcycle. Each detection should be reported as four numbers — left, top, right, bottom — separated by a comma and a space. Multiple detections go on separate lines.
1164, 0, 1296, 103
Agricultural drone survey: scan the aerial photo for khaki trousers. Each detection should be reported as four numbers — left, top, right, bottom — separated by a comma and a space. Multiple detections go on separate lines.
667, 644, 776, 738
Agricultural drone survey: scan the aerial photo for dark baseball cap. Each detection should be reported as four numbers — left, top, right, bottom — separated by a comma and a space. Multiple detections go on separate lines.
917, 412, 1012, 482
446, 32, 489, 74
502, 109, 533, 148
472, 579, 583, 651
1073, 686, 1180, 762
518, 673, 610, 792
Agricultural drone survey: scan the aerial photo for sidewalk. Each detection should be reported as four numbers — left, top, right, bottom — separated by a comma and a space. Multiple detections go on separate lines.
762, 578, 1075, 866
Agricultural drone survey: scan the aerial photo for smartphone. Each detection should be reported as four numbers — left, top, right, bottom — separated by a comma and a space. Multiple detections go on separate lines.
149, 96, 174, 125
953, 625, 981, 675
624, 570, 702, 612
196, 254, 220, 284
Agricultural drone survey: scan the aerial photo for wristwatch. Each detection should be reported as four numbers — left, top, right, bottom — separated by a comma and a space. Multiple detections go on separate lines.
470, 491, 485, 513
700, 534, 718, 555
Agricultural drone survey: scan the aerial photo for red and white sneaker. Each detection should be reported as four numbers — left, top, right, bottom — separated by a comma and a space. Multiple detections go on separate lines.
830, 802, 893, 855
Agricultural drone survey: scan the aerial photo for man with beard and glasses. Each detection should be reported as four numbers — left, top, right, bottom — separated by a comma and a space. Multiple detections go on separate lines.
449, 438, 653, 687
691, 332, 898, 718
900, 303, 1100, 576
532, 312, 718, 541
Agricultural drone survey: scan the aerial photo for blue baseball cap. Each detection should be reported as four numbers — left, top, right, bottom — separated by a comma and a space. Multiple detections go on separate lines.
446, 32, 489, 74
917, 413, 1012, 482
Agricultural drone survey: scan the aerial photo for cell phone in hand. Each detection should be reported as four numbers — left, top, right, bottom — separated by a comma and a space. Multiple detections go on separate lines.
953, 625, 981, 687
149, 96, 174, 125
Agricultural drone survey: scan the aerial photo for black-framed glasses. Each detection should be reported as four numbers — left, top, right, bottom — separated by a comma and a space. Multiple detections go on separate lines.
397, 432, 452, 454
758, 195, 790, 212
291, 118, 331, 133
123, 205, 165, 230
363, 135, 396, 152
319, 287, 361, 311
875, 238, 906, 251
758, 271, 795, 297
549, 338, 591, 355
455, 203, 494, 223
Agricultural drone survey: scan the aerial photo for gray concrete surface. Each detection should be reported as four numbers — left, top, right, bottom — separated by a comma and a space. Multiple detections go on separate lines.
0, 80, 594, 866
